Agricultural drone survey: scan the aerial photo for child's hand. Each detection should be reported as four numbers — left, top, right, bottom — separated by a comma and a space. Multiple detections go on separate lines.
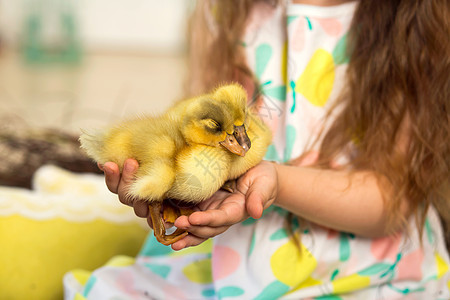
172, 160, 278, 250
100, 159, 153, 226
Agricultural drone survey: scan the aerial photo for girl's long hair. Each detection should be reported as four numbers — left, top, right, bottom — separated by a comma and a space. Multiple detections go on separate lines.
317, 0, 450, 237
187, 0, 278, 96
187, 0, 450, 240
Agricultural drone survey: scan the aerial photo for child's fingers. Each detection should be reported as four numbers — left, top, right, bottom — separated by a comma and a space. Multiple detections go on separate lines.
174, 215, 190, 229
171, 234, 208, 251
117, 159, 139, 206
133, 200, 149, 218
243, 173, 276, 220
245, 186, 269, 220
103, 162, 120, 194
188, 202, 246, 227
184, 224, 229, 239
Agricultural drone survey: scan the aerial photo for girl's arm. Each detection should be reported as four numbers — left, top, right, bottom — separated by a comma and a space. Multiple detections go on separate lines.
273, 163, 410, 237
273, 116, 412, 237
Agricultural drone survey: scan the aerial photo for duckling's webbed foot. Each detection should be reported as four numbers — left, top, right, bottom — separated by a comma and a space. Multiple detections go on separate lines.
148, 201, 194, 246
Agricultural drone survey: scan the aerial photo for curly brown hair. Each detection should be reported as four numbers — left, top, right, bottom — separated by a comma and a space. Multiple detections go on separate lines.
187, 0, 450, 240
316, 0, 450, 237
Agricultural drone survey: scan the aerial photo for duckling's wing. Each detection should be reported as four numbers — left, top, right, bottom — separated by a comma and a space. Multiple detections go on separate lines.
167, 145, 231, 203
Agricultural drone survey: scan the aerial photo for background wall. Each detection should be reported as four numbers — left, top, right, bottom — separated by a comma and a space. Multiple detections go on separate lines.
0, 0, 191, 54
0, 0, 192, 133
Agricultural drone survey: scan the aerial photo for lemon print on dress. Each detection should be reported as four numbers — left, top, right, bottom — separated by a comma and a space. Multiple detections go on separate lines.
332, 273, 370, 294
435, 252, 449, 279
295, 49, 335, 107
287, 276, 322, 296
182, 258, 213, 284
270, 236, 317, 287
170, 238, 213, 257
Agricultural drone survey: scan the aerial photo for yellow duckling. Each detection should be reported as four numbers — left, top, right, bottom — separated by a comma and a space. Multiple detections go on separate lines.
80, 83, 272, 245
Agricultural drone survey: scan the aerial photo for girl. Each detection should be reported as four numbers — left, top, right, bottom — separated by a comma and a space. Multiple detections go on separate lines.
65, 0, 450, 299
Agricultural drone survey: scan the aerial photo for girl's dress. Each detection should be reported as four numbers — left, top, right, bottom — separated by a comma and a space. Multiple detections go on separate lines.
64, 2, 450, 299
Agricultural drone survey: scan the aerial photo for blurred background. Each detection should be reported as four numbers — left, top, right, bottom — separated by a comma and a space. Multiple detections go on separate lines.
0, 0, 193, 187
0, 0, 191, 132
0, 2, 194, 298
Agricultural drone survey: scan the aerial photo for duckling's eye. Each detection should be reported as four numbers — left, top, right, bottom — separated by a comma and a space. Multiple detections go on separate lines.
203, 119, 222, 133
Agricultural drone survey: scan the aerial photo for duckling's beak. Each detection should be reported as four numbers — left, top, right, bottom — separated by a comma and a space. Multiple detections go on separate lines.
219, 125, 251, 157
234, 125, 251, 153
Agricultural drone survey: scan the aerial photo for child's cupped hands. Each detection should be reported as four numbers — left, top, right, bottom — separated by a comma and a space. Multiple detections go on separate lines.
172, 160, 278, 250
100, 159, 278, 251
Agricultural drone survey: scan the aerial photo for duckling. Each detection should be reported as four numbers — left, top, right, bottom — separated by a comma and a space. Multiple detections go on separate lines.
80, 83, 272, 245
